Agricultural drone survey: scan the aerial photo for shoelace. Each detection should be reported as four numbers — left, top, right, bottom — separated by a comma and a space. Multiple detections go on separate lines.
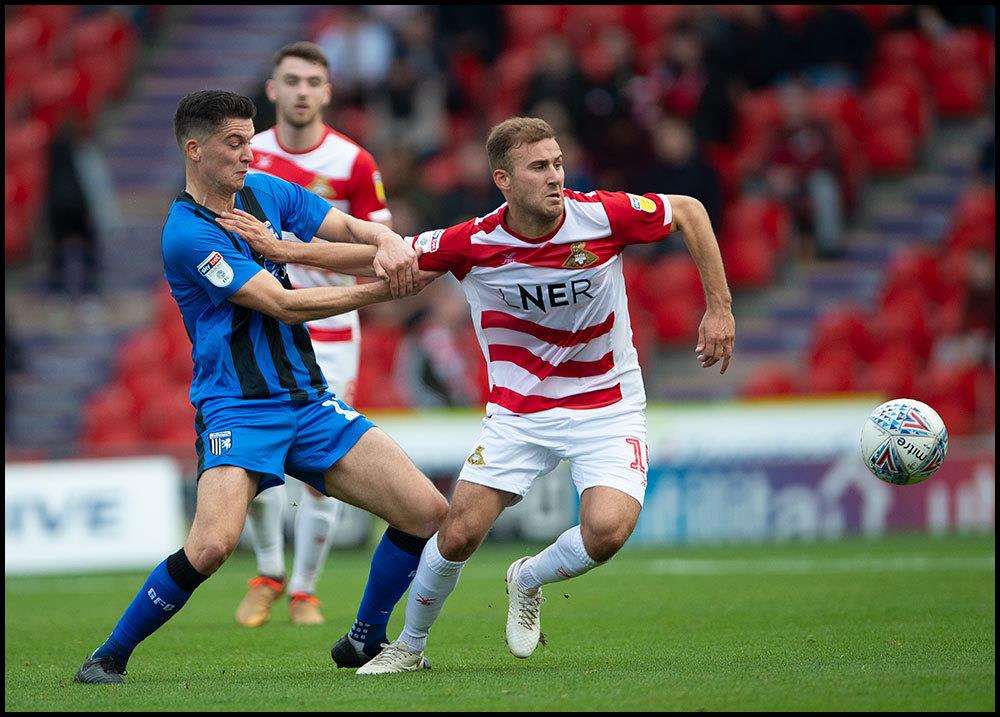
516, 589, 545, 630
373, 642, 415, 666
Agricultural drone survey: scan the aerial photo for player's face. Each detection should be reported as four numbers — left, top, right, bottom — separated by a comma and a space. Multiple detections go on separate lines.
267, 57, 331, 129
500, 138, 565, 222
192, 118, 255, 193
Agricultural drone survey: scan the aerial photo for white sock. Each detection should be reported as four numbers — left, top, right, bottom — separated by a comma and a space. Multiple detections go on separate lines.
516, 525, 599, 592
247, 485, 286, 579
398, 533, 467, 652
288, 492, 340, 595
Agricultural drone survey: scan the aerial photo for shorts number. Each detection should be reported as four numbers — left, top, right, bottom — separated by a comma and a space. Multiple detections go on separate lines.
626, 437, 647, 473
323, 398, 360, 421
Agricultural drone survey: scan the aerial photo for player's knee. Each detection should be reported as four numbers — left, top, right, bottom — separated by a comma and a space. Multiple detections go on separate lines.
581, 522, 632, 563
436, 520, 485, 562
187, 534, 238, 574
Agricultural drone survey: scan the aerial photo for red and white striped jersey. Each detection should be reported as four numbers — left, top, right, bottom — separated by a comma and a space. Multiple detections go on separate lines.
413, 189, 674, 418
249, 125, 391, 342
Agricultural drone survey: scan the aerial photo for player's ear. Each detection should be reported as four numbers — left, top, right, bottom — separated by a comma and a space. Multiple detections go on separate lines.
185, 137, 202, 162
493, 168, 510, 192
264, 78, 277, 103
320, 81, 331, 108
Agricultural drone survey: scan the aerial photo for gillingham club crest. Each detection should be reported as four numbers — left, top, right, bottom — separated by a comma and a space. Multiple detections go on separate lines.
209, 430, 233, 456
562, 242, 599, 269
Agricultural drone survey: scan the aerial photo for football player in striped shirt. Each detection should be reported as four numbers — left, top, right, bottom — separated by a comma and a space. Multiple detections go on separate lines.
238, 116, 736, 673
74, 90, 447, 684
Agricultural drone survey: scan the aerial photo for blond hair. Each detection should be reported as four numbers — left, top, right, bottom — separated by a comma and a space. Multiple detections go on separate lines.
486, 117, 555, 173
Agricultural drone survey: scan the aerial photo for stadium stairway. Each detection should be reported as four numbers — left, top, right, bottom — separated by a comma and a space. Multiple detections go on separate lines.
6, 6, 314, 458
646, 114, 992, 403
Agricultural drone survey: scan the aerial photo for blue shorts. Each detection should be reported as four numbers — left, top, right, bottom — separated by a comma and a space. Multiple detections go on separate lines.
193, 392, 375, 495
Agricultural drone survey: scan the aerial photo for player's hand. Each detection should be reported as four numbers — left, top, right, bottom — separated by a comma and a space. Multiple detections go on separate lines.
373, 231, 419, 298
217, 209, 288, 262
696, 305, 735, 374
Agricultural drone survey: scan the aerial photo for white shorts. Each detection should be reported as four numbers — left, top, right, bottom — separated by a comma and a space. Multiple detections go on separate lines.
458, 409, 649, 507
312, 339, 360, 404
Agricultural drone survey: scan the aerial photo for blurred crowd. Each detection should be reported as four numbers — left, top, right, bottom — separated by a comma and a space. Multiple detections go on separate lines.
5, 5, 996, 455
258, 4, 994, 415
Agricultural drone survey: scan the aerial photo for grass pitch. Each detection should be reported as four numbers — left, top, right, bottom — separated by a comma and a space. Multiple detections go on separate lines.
4, 533, 995, 711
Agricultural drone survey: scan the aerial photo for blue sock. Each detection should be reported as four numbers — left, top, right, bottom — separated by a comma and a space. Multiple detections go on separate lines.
350, 528, 428, 655
92, 549, 208, 669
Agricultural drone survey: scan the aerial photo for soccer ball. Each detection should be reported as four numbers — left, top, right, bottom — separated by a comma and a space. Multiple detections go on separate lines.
860, 399, 948, 485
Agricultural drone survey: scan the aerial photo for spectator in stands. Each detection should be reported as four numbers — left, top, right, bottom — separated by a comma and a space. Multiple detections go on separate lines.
523, 36, 587, 133
395, 282, 479, 408
429, 140, 501, 226
46, 120, 100, 295
706, 6, 791, 90
756, 81, 846, 259
315, 7, 394, 101
435, 5, 504, 64
795, 6, 874, 87
375, 9, 446, 156
631, 116, 722, 230
645, 20, 736, 145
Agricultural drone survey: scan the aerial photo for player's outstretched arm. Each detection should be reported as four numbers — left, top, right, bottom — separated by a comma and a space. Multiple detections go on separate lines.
228, 269, 429, 325
218, 207, 417, 297
667, 194, 736, 374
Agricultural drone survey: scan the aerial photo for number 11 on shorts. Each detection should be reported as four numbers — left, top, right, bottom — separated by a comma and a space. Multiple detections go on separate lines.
626, 437, 648, 473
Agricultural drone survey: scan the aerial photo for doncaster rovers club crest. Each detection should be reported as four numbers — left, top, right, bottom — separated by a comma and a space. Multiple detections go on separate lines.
562, 242, 599, 269
209, 431, 232, 456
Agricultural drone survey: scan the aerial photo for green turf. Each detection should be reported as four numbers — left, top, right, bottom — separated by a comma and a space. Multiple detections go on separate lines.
5, 533, 995, 711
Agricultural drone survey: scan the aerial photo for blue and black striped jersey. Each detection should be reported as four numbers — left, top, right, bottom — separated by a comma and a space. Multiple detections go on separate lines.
161, 172, 333, 407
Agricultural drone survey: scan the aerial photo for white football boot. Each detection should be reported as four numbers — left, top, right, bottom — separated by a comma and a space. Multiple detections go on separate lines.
505, 557, 545, 658
355, 641, 430, 675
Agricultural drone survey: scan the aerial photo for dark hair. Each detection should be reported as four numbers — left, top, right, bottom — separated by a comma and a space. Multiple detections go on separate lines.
272, 41, 329, 71
173, 90, 256, 147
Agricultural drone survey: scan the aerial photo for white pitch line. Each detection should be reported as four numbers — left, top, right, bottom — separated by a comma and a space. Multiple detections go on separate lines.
641, 555, 995, 575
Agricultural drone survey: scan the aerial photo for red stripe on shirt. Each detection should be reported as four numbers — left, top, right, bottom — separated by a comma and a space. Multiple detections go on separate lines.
467, 237, 620, 271
251, 150, 351, 202
480, 310, 615, 347
488, 344, 615, 380
488, 384, 623, 413
308, 326, 354, 342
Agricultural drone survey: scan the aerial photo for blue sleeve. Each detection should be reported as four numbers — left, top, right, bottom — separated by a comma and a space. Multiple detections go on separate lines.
263, 174, 332, 243
163, 223, 264, 306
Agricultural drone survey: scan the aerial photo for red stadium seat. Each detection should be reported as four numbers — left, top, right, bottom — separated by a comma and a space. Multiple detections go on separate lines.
872, 293, 934, 362
722, 197, 791, 254
808, 306, 874, 366
846, 4, 908, 32
650, 292, 702, 346
720, 235, 776, 289
735, 91, 783, 149
29, 66, 83, 131
631, 255, 703, 314
742, 362, 800, 397
808, 347, 858, 393
503, 5, 565, 49
860, 120, 916, 173
880, 247, 943, 307
946, 186, 996, 254
865, 81, 928, 143
4, 15, 46, 63
354, 323, 406, 409
875, 32, 932, 77
863, 345, 919, 397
